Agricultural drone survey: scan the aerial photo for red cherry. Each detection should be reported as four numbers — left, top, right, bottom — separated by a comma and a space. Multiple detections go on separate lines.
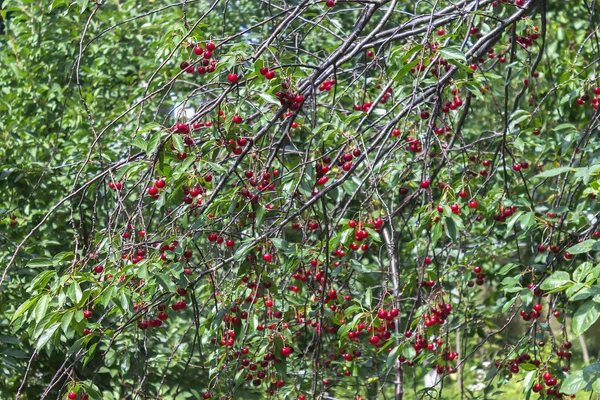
280, 346, 293, 357
148, 186, 158, 196
263, 253, 273, 262
206, 42, 216, 51
68, 392, 77, 400
193, 46, 203, 55
265, 70, 275, 80
420, 180, 430, 189
227, 73, 238, 83
368, 336, 380, 345
83, 310, 92, 319
155, 179, 165, 188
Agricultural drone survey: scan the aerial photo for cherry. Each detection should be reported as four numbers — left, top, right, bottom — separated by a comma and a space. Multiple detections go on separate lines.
437, 28, 445, 35
368, 336, 380, 345
194, 46, 203, 55
148, 186, 158, 196
366, 50, 374, 57
263, 253, 273, 262
68, 392, 77, 400
420, 180, 430, 189
280, 346, 293, 356
533, 304, 542, 312
93, 265, 104, 273
227, 73, 238, 83
326, 0, 335, 6
83, 310, 92, 319
206, 42, 216, 51
202, 393, 212, 399
155, 179, 165, 188
265, 70, 275, 80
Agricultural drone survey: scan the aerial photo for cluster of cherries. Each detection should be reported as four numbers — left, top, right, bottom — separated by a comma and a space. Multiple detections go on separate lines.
493, 204, 518, 222
575, 87, 600, 109
422, 302, 453, 326
519, 303, 543, 321
179, 42, 218, 75
318, 78, 336, 92
274, 82, 304, 110
468, 265, 486, 287
315, 156, 332, 185
137, 288, 187, 330
9, 213, 17, 226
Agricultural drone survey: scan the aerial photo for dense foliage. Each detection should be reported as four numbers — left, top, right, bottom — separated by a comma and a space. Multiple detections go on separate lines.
2, 0, 600, 399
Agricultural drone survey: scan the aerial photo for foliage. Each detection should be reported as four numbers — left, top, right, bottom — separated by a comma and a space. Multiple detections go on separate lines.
2, 0, 600, 399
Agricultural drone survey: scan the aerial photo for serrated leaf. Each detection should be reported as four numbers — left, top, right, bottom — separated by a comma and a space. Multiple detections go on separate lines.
572, 300, 600, 336
440, 46, 466, 62
36, 322, 60, 349
11, 297, 38, 324
535, 166, 577, 178
540, 271, 571, 290
568, 239, 596, 255
33, 294, 50, 323
172, 134, 185, 153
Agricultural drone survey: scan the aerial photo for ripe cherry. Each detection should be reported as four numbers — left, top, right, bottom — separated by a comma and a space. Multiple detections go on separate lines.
83, 310, 92, 319
227, 73, 238, 83
420, 180, 430, 189
280, 346, 293, 357
263, 253, 273, 262
68, 392, 77, 400
206, 42, 216, 51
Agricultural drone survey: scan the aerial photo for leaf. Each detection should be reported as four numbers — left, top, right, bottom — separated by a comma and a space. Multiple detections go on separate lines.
568, 239, 596, 255
11, 297, 38, 323
560, 371, 587, 394
26, 258, 53, 268
258, 93, 279, 105
574, 262, 594, 282
70, 281, 83, 304
36, 322, 61, 349
523, 370, 536, 391
440, 46, 466, 62
540, 271, 571, 290
552, 123, 577, 131
172, 134, 185, 153
444, 217, 457, 242
156, 273, 177, 293
572, 300, 600, 336
535, 166, 577, 178
33, 294, 50, 323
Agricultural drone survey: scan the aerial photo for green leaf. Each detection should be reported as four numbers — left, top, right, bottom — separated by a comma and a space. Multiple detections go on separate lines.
535, 166, 577, 178
572, 300, 600, 336
540, 271, 571, 290
26, 258, 53, 268
11, 297, 38, 323
33, 294, 50, 323
156, 273, 177, 293
574, 262, 594, 282
444, 217, 457, 242
440, 46, 466, 62
172, 134, 185, 153
552, 123, 577, 131
568, 239, 596, 254
36, 322, 61, 349
258, 93, 279, 105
